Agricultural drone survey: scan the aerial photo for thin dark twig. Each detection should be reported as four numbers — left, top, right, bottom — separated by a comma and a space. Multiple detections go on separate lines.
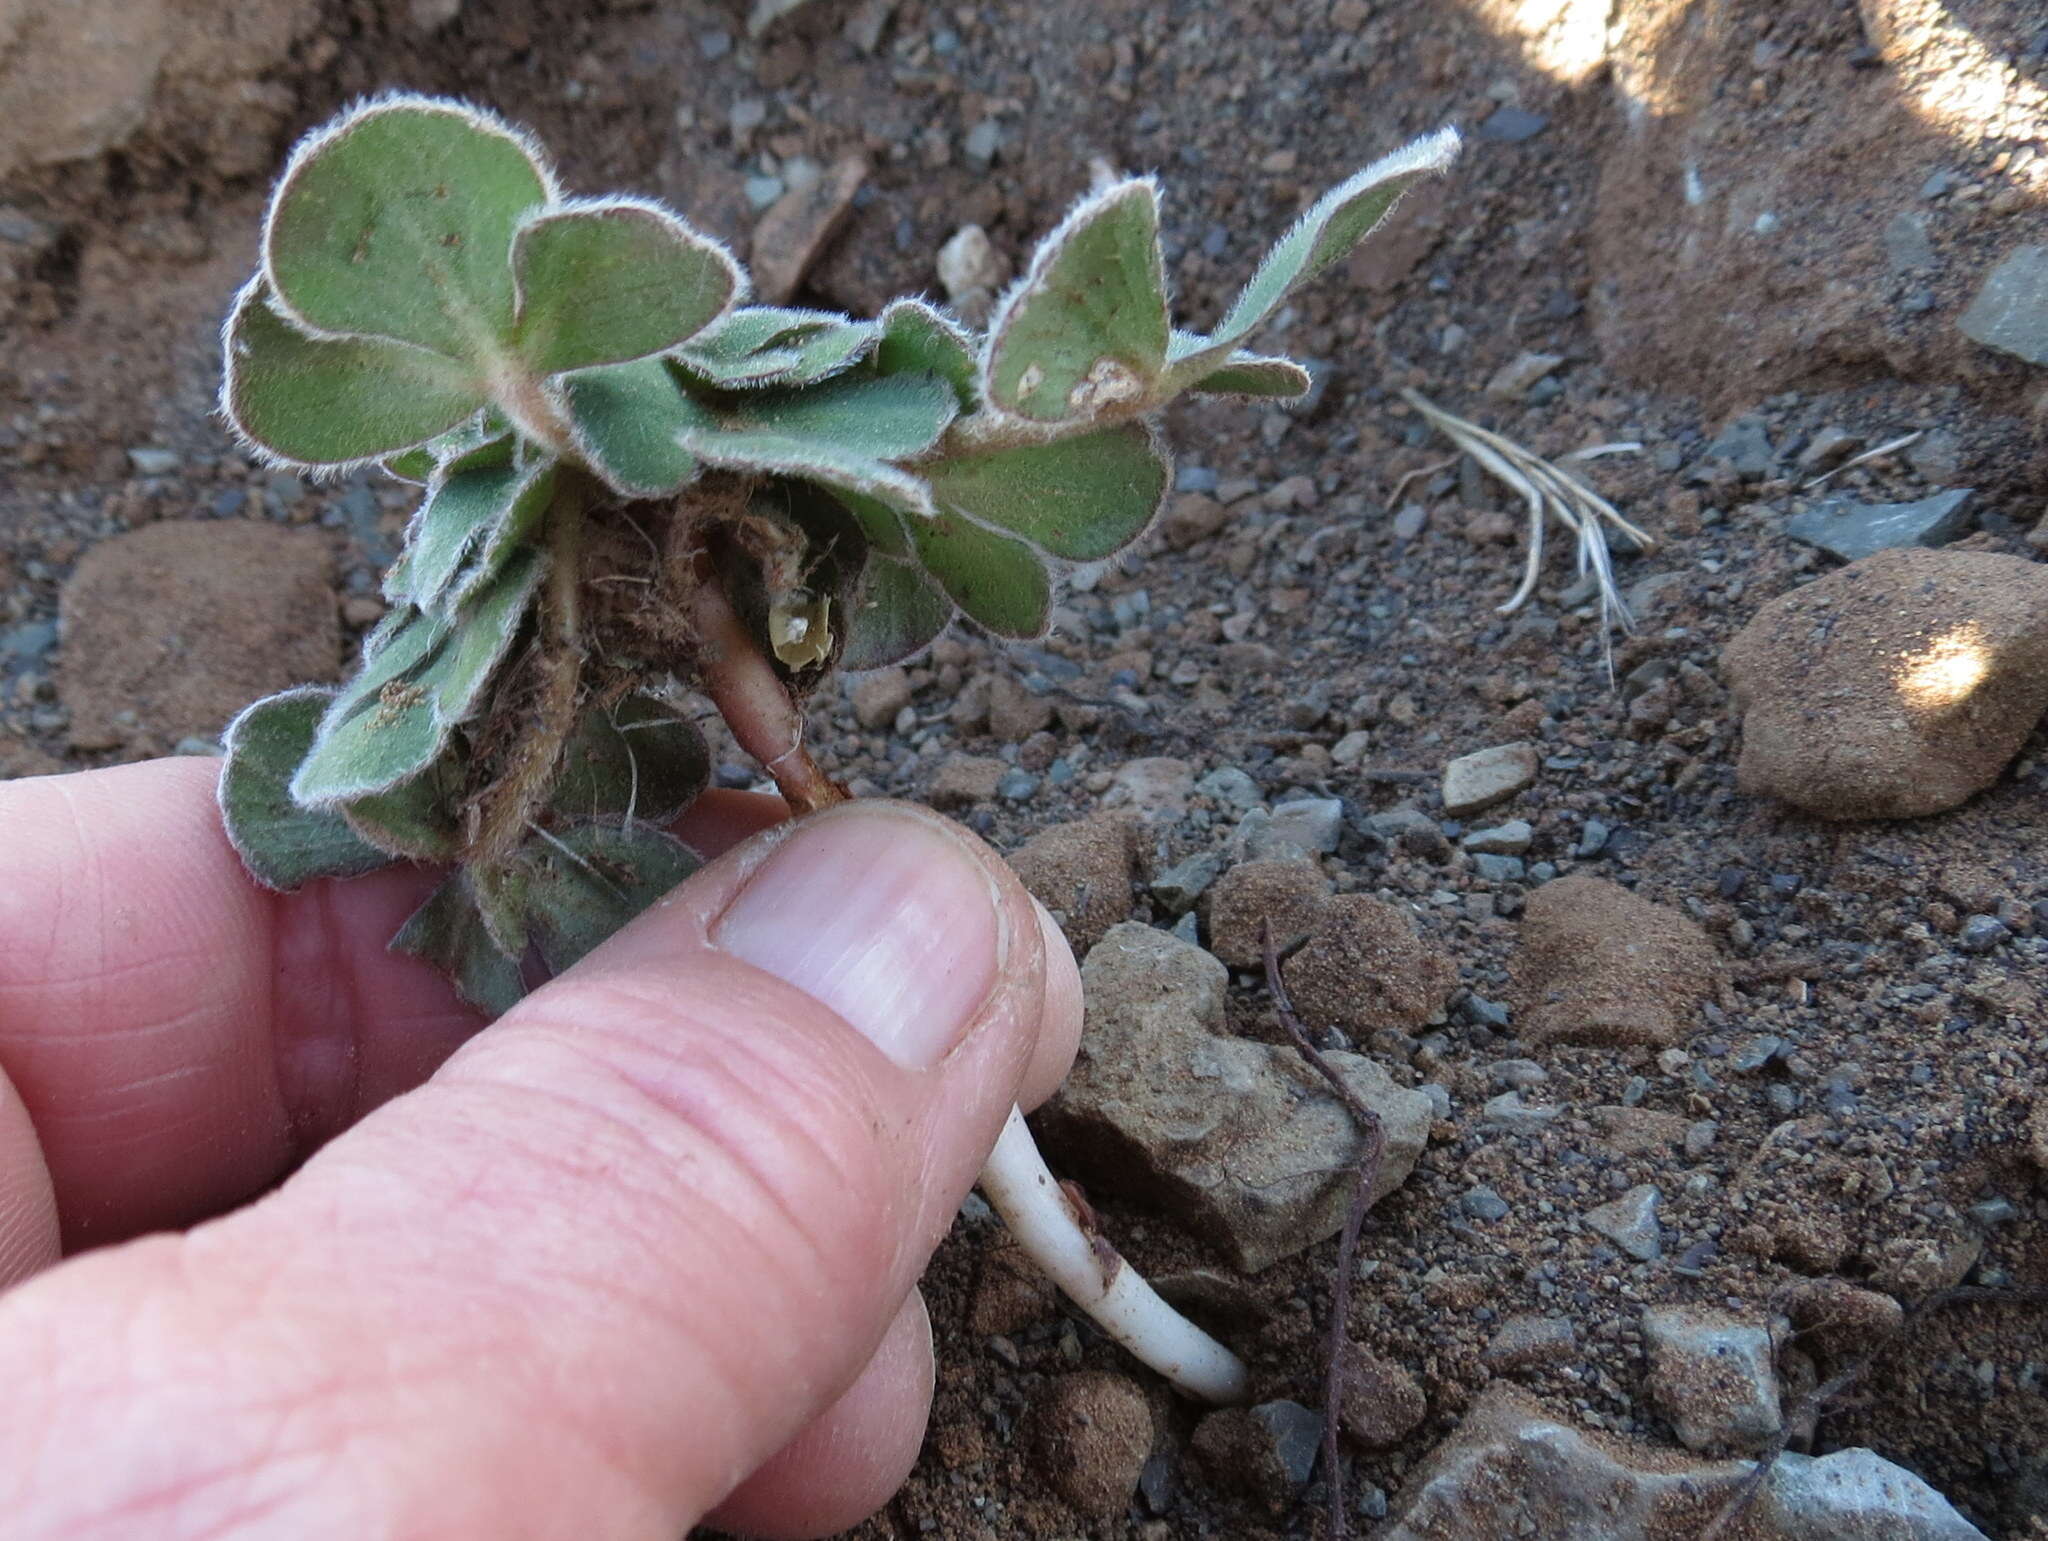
1262, 920, 1386, 1541
1697, 1283, 2048, 1541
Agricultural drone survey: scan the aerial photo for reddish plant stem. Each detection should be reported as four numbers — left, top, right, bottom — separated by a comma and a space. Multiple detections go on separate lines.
687, 547, 845, 815
1263, 920, 1386, 1541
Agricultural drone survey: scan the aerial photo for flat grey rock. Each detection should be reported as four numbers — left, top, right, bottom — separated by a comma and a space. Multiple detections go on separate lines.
1785, 488, 1974, 562
1378, 1388, 1989, 1540
1958, 243, 2048, 365
1039, 923, 1431, 1272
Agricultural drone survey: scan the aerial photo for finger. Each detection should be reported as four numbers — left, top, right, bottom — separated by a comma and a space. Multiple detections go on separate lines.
705, 1290, 934, 1541
0, 758, 473, 1243
676, 787, 791, 852
0, 767, 793, 1246
0, 801, 1052, 1540
0, 1065, 59, 1287
707, 903, 1078, 1540
1019, 900, 1084, 1112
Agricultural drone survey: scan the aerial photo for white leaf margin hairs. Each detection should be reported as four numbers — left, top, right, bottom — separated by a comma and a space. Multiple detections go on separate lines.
506, 193, 750, 372
257, 91, 562, 349
1213, 123, 1462, 346
214, 273, 488, 481
976, 174, 1170, 425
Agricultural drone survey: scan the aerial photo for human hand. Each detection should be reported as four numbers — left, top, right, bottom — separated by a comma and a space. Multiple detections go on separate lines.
0, 757, 1082, 1539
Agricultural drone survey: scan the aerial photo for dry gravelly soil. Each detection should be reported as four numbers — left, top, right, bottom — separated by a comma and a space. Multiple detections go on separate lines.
2, 0, 2045, 1537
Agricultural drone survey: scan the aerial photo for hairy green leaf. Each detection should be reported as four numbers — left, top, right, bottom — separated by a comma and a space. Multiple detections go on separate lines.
906, 510, 1051, 638
217, 688, 393, 890
383, 446, 437, 483
444, 460, 556, 611
517, 823, 700, 974
723, 373, 957, 460
675, 306, 879, 388
550, 695, 710, 824
681, 428, 936, 523
222, 281, 486, 469
392, 458, 551, 612
512, 198, 741, 375
380, 413, 513, 485
823, 488, 911, 558
295, 551, 544, 805
562, 357, 711, 496
341, 747, 466, 861
264, 96, 554, 359
1188, 352, 1314, 399
924, 421, 1168, 562
983, 179, 1169, 423
1173, 127, 1460, 385
841, 554, 952, 669
391, 873, 528, 1016
292, 608, 455, 805
875, 299, 977, 408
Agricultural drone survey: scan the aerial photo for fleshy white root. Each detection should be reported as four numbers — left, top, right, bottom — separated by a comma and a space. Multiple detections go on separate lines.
977, 1105, 1251, 1405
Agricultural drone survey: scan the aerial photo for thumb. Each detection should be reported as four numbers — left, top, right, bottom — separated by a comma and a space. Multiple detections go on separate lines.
0, 801, 1061, 1541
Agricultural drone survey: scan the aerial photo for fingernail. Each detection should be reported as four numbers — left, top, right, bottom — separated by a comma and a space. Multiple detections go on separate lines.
713, 808, 1002, 1068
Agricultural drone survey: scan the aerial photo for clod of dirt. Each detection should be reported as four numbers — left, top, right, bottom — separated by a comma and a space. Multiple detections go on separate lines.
1038, 923, 1430, 1273
1205, 856, 1332, 968
58, 520, 337, 752
1281, 893, 1458, 1034
848, 665, 912, 730
1006, 815, 1136, 955
1018, 1371, 1154, 1519
1721, 548, 2048, 820
965, 1236, 1057, 1336
1377, 1387, 1989, 1541
1481, 1314, 1578, 1372
1782, 1279, 1905, 1370
1189, 1400, 1323, 1514
1509, 875, 1722, 1048
927, 752, 1006, 809
0, 0, 318, 182
1337, 1342, 1428, 1449
1640, 1307, 1784, 1454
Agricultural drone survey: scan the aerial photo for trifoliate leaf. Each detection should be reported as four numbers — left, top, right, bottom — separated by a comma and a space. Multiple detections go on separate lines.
264, 96, 555, 360
983, 179, 1169, 423
562, 357, 711, 497
549, 694, 711, 825
841, 554, 952, 670
511, 197, 742, 375
217, 688, 393, 890
923, 421, 1168, 562
674, 306, 880, 388
221, 280, 486, 470
875, 298, 977, 408
517, 823, 701, 975
906, 509, 1051, 638
1170, 127, 1460, 385
391, 873, 528, 1017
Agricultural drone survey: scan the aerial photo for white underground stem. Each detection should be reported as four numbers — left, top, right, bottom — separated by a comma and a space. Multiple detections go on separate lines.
976, 1105, 1251, 1406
